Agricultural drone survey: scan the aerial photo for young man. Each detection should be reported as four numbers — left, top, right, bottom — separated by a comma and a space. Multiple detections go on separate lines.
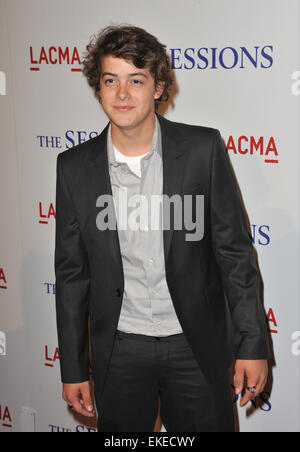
55, 25, 270, 432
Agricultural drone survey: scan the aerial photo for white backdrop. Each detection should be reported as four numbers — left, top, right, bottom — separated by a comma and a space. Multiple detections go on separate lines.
0, 0, 299, 432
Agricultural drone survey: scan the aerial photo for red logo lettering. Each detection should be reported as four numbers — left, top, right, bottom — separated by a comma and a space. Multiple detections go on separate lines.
39, 202, 56, 224
226, 136, 279, 164
44, 346, 60, 368
30, 46, 82, 72
0, 268, 7, 289
0, 405, 12, 428
267, 308, 278, 334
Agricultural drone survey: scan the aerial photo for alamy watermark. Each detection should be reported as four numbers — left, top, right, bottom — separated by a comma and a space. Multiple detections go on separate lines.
291, 331, 300, 356
0, 331, 6, 356
96, 189, 204, 242
291, 71, 300, 96
0, 71, 6, 96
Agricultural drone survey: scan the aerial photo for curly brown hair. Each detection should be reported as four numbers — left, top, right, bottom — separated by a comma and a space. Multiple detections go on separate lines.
82, 24, 173, 109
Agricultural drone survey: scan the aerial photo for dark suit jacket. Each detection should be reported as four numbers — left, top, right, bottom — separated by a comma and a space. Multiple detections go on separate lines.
55, 113, 270, 399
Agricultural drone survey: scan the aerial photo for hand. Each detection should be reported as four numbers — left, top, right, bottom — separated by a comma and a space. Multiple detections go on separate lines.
234, 360, 268, 407
62, 381, 95, 417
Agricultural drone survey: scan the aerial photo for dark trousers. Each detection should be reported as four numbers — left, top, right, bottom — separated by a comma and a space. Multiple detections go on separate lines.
96, 330, 235, 432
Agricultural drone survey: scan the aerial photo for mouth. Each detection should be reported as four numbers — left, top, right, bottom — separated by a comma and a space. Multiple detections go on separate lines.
114, 106, 135, 112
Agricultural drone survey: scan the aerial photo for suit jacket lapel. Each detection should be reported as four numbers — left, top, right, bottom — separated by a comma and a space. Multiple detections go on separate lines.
86, 113, 188, 277
157, 114, 187, 263
86, 123, 124, 274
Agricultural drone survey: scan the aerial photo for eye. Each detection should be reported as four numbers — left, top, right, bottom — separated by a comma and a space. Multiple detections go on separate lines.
131, 79, 143, 85
104, 78, 116, 85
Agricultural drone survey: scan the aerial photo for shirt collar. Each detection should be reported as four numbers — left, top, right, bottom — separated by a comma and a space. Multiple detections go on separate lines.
107, 114, 162, 169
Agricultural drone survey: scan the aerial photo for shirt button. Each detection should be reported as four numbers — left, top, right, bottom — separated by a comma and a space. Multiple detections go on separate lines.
148, 259, 154, 265
152, 290, 158, 295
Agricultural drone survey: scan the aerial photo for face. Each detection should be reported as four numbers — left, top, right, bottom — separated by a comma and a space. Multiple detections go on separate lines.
99, 55, 164, 130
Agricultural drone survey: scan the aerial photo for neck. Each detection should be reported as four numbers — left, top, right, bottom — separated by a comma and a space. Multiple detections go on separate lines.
110, 112, 156, 157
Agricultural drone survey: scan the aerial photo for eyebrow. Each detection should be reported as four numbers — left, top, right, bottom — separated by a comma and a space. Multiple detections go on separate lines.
101, 72, 148, 78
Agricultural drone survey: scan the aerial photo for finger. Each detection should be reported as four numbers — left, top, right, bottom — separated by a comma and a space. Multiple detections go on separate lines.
234, 368, 245, 395
254, 376, 268, 397
81, 384, 95, 415
262, 375, 268, 390
240, 389, 255, 407
70, 395, 95, 418
62, 389, 74, 407
240, 380, 258, 407
63, 392, 72, 407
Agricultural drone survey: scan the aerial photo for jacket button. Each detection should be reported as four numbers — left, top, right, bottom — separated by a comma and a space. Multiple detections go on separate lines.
116, 288, 121, 297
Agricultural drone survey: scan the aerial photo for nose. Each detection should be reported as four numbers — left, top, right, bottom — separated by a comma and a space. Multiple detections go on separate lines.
117, 82, 130, 101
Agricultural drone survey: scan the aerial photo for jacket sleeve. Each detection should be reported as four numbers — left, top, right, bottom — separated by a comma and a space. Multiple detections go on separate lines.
54, 153, 91, 383
210, 129, 270, 360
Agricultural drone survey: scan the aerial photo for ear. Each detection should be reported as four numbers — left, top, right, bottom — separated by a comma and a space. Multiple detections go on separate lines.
154, 81, 165, 100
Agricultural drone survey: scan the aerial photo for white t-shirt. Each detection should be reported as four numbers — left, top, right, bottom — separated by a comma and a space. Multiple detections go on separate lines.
113, 145, 150, 178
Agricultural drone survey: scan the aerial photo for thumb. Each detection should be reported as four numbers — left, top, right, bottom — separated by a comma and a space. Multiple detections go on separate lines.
81, 383, 94, 413
234, 366, 245, 395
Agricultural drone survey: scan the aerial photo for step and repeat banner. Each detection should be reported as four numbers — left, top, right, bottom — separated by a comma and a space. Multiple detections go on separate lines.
0, 0, 299, 432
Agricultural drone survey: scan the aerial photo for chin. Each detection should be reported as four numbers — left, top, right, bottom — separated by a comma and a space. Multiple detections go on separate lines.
110, 115, 140, 129
112, 117, 136, 128
105, 107, 153, 129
